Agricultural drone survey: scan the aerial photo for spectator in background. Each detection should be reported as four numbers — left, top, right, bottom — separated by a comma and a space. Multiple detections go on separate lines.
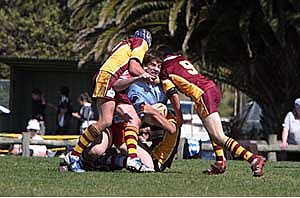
72, 92, 96, 134
9, 119, 47, 157
280, 98, 300, 148
56, 86, 73, 134
31, 88, 46, 135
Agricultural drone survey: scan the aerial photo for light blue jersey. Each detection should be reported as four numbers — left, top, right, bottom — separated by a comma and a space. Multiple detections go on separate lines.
127, 81, 167, 111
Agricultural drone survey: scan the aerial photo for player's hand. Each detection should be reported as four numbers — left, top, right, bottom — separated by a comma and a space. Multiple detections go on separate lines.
139, 72, 156, 82
118, 113, 133, 122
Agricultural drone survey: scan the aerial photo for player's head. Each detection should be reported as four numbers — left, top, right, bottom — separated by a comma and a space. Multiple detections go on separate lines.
143, 50, 162, 77
134, 28, 152, 47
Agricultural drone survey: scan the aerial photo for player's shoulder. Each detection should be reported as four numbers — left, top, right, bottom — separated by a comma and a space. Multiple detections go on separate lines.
127, 37, 144, 47
163, 54, 186, 62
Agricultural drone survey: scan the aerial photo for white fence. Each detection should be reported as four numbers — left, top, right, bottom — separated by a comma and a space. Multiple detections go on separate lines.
1, 133, 299, 161
177, 134, 300, 161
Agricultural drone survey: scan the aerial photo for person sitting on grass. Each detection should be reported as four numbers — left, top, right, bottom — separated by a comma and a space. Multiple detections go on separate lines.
9, 119, 47, 157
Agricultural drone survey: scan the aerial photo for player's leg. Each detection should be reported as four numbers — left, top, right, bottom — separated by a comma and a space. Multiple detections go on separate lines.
201, 112, 228, 175
199, 86, 266, 176
81, 128, 114, 171
115, 104, 140, 159
72, 99, 115, 156
202, 112, 266, 176
118, 143, 154, 170
83, 129, 112, 159
109, 122, 155, 172
65, 70, 116, 172
65, 99, 115, 172
143, 105, 179, 171
115, 104, 154, 172
137, 145, 154, 169
203, 139, 227, 175
194, 93, 227, 175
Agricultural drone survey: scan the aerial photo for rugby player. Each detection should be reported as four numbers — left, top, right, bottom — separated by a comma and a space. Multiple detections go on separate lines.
157, 45, 266, 177
64, 29, 155, 172
80, 120, 155, 172
80, 51, 180, 172
125, 51, 180, 171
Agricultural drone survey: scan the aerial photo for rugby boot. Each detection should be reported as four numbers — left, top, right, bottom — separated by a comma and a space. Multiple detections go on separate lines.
126, 157, 155, 173
203, 160, 226, 175
153, 159, 167, 172
64, 152, 86, 173
251, 155, 266, 177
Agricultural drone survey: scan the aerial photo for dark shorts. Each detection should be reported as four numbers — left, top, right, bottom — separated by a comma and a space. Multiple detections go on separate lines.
110, 122, 126, 147
115, 93, 132, 105
92, 70, 132, 105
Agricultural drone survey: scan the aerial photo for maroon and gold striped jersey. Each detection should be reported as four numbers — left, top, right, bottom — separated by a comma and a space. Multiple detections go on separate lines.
99, 37, 149, 78
160, 55, 215, 102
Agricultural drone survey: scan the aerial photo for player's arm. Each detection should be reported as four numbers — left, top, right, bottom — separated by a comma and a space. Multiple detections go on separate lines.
113, 71, 156, 92
142, 104, 177, 134
169, 92, 183, 127
162, 79, 183, 127
113, 75, 141, 92
128, 59, 155, 82
128, 39, 149, 76
128, 59, 145, 76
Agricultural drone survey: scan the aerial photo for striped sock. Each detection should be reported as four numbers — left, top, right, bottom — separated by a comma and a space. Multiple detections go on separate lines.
224, 138, 255, 163
124, 126, 139, 158
71, 124, 100, 157
212, 141, 225, 161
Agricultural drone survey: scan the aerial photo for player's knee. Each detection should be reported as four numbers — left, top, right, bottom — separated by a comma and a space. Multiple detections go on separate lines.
94, 119, 112, 130
90, 144, 107, 156
211, 133, 227, 146
129, 116, 141, 128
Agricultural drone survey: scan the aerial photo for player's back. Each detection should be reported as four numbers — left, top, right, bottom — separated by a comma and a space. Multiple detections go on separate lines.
100, 37, 148, 77
162, 55, 215, 92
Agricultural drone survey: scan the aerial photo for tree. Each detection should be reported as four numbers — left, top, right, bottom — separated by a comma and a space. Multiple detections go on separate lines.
203, 0, 300, 137
71, 0, 300, 139
0, 0, 83, 78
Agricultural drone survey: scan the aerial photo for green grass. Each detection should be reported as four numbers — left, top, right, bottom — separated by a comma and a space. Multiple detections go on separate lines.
1, 156, 300, 197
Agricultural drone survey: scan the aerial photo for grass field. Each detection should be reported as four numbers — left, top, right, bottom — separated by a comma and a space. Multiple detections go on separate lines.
1, 156, 300, 197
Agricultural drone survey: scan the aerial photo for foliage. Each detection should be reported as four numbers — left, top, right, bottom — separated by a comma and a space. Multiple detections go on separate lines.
0, 0, 83, 60
218, 86, 235, 117
0, 63, 10, 79
71, 0, 172, 66
207, 0, 300, 137
0, 0, 79, 79
0, 156, 300, 196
